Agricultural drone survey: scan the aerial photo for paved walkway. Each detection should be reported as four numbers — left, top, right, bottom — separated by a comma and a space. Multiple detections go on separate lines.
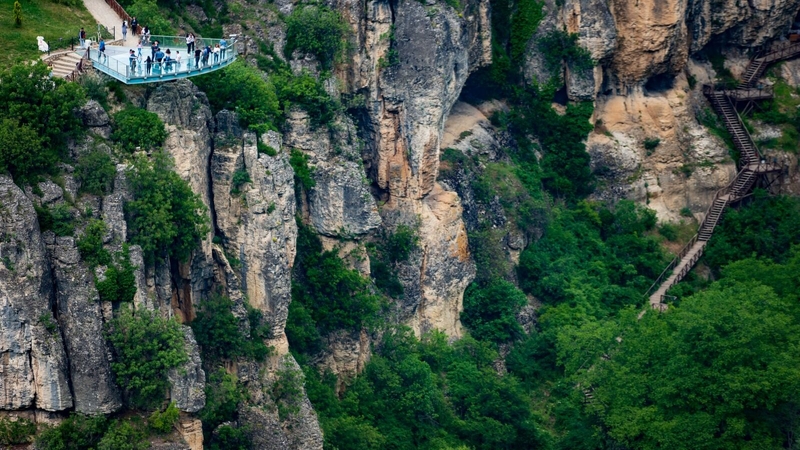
82, 0, 125, 41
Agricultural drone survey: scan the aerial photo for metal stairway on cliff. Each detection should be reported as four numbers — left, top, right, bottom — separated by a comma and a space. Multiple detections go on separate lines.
644, 44, 796, 310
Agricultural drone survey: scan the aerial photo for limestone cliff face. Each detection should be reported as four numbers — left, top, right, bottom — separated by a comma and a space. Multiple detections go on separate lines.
0, 176, 72, 412
337, 0, 488, 336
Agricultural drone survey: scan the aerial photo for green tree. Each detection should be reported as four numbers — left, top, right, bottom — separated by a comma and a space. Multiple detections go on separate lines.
107, 306, 188, 408
591, 282, 800, 449
111, 108, 168, 153
36, 414, 108, 450
461, 280, 527, 343
0, 62, 86, 174
190, 294, 271, 363
97, 421, 148, 450
284, 6, 349, 70
77, 219, 111, 267
75, 148, 116, 196
127, 0, 172, 35
193, 60, 280, 128
124, 151, 209, 264
0, 119, 43, 181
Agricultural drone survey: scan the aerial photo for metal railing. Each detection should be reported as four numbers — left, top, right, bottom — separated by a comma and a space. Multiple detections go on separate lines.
87, 37, 235, 83
643, 233, 700, 302
105, 0, 132, 26
65, 49, 90, 82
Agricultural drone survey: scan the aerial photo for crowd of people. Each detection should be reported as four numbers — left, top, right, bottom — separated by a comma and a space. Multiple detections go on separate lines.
88, 20, 231, 78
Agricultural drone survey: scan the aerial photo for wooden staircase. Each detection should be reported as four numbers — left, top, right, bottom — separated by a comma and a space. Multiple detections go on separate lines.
644, 42, 798, 309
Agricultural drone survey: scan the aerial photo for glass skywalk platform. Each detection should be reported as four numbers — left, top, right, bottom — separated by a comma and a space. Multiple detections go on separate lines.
87, 35, 236, 84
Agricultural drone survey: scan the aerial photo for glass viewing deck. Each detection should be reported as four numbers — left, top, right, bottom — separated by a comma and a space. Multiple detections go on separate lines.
86, 35, 237, 84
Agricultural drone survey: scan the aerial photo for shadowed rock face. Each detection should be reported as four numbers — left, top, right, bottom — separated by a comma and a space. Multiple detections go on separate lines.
0, 175, 72, 412
46, 235, 121, 414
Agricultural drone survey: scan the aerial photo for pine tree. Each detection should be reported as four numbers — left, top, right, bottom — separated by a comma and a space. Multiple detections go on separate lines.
13, 1, 22, 27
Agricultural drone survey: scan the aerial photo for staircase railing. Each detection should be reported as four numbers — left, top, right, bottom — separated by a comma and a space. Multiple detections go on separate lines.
105, 0, 132, 26
65, 49, 89, 82
643, 233, 700, 300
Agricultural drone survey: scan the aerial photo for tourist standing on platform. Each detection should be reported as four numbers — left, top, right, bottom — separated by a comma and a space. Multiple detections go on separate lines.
213, 44, 220, 63
99, 38, 106, 62
175, 51, 182, 71
186, 33, 195, 54
145, 56, 152, 75
202, 45, 210, 66
194, 47, 201, 68
122, 20, 128, 41
79, 28, 86, 48
137, 40, 142, 58
219, 38, 226, 59
129, 49, 137, 74
151, 40, 158, 59
163, 49, 172, 72
131, 17, 138, 35
155, 47, 165, 63
143, 26, 151, 44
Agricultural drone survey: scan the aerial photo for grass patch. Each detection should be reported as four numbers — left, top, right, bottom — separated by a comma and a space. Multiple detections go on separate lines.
0, 0, 97, 65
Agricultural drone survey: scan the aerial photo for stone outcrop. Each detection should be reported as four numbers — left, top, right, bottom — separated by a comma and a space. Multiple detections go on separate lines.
168, 326, 206, 413
0, 176, 72, 412
46, 235, 121, 414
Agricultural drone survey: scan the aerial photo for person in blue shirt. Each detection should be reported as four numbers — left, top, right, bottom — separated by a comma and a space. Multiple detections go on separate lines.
98, 39, 106, 63
219, 38, 227, 59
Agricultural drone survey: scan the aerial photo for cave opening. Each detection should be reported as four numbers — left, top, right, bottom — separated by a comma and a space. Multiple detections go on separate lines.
644, 72, 675, 93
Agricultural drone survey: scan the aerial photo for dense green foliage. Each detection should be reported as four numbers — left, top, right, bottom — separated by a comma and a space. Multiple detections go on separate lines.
127, 0, 172, 35
284, 6, 349, 70
704, 192, 800, 271
509, 0, 544, 65
124, 151, 209, 265
190, 293, 272, 363
537, 30, 594, 76
36, 414, 109, 450
193, 60, 281, 128
95, 246, 137, 303
111, 108, 168, 153
589, 274, 800, 449
107, 307, 188, 408
35, 203, 75, 237
274, 70, 340, 127
199, 369, 249, 440
77, 219, 111, 267
0, 62, 86, 181
367, 225, 419, 298
462, 280, 527, 343
286, 220, 383, 355
75, 148, 116, 196
0, 417, 35, 445
97, 421, 149, 450
289, 148, 316, 192
519, 200, 662, 310
148, 402, 180, 434
306, 329, 551, 450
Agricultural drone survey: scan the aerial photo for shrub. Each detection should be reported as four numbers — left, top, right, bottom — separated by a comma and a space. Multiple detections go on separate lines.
287, 221, 383, 354
125, 151, 209, 265
107, 306, 188, 408
658, 223, 678, 241
127, 0, 172, 35
230, 168, 251, 195
193, 60, 280, 128
77, 219, 111, 267
289, 149, 315, 192
149, 402, 180, 434
210, 425, 251, 450
284, 6, 349, 70
367, 225, 419, 298
200, 369, 248, 436
537, 30, 593, 76
0, 118, 45, 182
462, 280, 527, 343
510, 0, 544, 65
36, 414, 108, 450
274, 70, 339, 127
271, 357, 304, 420
13, 1, 22, 27
111, 108, 168, 152
97, 421, 148, 450
0, 417, 35, 445
0, 62, 86, 178
75, 148, 116, 196
35, 203, 75, 237
190, 293, 272, 363
95, 246, 137, 303
643, 137, 661, 152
